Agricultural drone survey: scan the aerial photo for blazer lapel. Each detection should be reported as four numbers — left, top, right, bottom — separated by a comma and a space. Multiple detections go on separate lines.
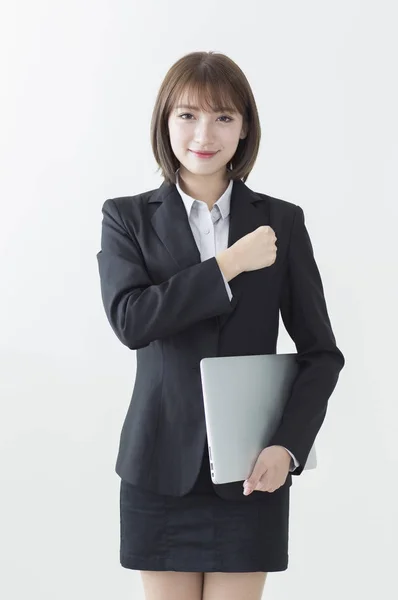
149, 180, 202, 270
149, 178, 270, 327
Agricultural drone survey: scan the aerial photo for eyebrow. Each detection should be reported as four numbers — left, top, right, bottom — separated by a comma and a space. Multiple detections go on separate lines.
175, 104, 238, 114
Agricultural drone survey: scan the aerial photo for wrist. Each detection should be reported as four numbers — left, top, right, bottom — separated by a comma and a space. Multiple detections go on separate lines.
216, 248, 243, 282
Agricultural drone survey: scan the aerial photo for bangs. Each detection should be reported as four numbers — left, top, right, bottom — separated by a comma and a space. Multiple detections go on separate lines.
168, 75, 246, 117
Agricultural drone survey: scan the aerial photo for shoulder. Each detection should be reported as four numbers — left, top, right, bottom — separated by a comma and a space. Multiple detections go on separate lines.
243, 185, 309, 246
99, 187, 159, 232
101, 187, 157, 214
244, 183, 303, 228
252, 188, 299, 215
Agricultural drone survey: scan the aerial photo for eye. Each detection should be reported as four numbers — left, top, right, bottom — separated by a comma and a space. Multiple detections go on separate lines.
178, 113, 234, 123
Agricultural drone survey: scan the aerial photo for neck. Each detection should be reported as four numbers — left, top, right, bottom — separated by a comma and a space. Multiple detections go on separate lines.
177, 167, 230, 210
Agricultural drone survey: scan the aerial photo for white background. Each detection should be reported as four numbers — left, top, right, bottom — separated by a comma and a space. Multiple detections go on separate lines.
1, 1, 397, 598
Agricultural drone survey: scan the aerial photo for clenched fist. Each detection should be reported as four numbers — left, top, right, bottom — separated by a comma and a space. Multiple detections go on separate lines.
233, 226, 277, 272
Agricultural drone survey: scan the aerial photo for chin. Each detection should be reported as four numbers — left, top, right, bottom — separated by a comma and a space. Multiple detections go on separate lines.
186, 157, 226, 171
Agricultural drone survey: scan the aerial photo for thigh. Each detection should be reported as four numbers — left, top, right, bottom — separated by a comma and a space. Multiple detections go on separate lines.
140, 571, 204, 600
202, 572, 268, 600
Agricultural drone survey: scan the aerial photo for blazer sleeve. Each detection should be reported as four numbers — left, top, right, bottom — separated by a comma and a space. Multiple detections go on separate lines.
96, 198, 234, 349
269, 205, 345, 474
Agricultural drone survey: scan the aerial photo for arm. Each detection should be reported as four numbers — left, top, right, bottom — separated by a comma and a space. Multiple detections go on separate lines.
96, 198, 239, 349
269, 205, 345, 474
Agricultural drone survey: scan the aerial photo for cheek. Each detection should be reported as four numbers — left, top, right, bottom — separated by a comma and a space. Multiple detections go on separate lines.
169, 124, 189, 145
226, 134, 243, 153
226, 127, 243, 145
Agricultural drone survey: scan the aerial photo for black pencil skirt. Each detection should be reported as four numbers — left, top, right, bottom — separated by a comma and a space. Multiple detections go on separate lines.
119, 440, 290, 572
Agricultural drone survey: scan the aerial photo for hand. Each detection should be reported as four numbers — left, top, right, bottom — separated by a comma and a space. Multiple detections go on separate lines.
243, 446, 291, 495
232, 225, 277, 273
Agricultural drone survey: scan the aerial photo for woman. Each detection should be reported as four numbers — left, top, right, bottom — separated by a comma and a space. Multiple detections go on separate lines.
97, 51, 345, 600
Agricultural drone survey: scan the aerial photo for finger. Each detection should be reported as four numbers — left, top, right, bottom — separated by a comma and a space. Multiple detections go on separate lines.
243, 476, 260, 494
244, 473, 268, 496
258, 472, 275, 492
245, 460, 267, 488
252, 478, 277, 493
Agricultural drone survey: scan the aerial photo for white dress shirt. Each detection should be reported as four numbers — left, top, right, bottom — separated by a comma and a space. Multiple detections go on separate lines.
175, 169, 299, 473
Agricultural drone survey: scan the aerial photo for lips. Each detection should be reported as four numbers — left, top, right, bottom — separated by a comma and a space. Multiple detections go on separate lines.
189, 150, 218, 156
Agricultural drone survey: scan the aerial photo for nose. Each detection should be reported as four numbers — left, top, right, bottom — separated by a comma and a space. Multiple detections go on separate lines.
193, 119, 216, 146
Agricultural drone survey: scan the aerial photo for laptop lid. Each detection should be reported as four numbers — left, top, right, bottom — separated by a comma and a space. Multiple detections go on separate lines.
200, 353, 317, 484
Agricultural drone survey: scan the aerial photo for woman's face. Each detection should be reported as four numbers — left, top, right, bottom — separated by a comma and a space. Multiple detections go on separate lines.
167, 91, 247, 179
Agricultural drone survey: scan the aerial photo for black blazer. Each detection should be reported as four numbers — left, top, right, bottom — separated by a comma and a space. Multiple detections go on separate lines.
96, 178, 345, 502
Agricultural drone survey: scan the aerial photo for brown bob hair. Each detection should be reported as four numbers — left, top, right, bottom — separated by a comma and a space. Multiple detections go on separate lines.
150, 51, 261, 185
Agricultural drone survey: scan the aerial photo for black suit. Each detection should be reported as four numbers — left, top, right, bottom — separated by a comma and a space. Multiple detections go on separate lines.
96, 178, 345, 502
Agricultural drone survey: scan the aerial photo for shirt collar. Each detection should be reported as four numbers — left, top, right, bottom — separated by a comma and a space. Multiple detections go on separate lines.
175, 168, 233, 220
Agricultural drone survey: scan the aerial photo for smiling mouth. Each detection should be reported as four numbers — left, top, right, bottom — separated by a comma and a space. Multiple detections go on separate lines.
189, 150, 218, 156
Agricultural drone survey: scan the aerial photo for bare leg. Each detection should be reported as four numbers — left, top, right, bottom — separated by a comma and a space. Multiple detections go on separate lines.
140, 571, 204, 600
202, 572, 268, 600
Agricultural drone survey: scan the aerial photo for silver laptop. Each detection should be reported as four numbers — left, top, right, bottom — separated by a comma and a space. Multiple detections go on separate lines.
200, 353, 317, 484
